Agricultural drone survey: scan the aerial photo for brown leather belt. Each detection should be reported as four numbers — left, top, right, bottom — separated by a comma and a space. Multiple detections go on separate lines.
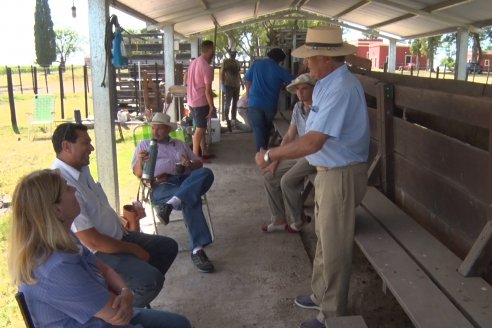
152, 173, 171, 186
316, 166, 331, 172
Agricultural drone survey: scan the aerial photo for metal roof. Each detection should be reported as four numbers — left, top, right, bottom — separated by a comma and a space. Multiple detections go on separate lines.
111, 0, 492, 40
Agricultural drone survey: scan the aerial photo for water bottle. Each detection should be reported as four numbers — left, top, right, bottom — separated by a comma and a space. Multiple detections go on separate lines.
142, 139, 158, 180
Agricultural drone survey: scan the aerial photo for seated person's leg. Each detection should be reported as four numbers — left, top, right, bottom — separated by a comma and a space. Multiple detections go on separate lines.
151, 182, 181, 225
281, 158, 317, 231
95, 252, 163, 308
131, 307, 191, 328
122, 231, 178, 275
261, 160, 298, 232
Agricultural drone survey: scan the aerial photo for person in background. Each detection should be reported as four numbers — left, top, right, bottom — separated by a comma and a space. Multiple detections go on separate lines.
244, 48, 294, 151
187, 40, 216, 161
260, 73, 317, 233
221, 48, 244, 131
132, 113, 215, 274
51, 123, 178, 308
255, 26, 370, 328
8, 169, 191, 328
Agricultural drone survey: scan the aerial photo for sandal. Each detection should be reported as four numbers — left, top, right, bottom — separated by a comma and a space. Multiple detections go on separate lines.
286, 223, 303, 233
260, 223, 287, 233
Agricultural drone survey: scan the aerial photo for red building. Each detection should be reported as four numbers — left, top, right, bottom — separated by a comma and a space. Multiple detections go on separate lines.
350, 39, 428, 70
467, 51, 492, 70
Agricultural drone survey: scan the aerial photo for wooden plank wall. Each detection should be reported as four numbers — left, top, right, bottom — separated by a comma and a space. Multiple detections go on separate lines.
356, 73, 492, 260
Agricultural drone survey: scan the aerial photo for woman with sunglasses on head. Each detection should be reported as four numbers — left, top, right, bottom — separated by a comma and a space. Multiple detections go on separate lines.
8, 169, 191, 328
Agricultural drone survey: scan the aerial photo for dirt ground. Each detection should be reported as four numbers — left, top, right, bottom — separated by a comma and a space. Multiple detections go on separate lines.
301, 223, 414, 328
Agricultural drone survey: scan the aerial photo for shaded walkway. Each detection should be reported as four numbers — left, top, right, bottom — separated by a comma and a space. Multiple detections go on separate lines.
142, 131, 314, 327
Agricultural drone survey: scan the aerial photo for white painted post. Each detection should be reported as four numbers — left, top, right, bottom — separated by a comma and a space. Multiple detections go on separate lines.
88, 0, 120, 212
387, 39, 397, 73
163, 25, 176, 121
455, 28, 469, 81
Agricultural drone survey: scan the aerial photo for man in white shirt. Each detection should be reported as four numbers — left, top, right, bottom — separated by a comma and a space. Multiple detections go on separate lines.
52, 123, 179, 308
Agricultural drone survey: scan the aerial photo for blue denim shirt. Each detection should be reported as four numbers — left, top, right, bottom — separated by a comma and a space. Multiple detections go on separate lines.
305, 65, 370, 168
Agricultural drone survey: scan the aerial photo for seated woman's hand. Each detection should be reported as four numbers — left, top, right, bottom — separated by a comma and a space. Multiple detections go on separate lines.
110, 288, 134, 325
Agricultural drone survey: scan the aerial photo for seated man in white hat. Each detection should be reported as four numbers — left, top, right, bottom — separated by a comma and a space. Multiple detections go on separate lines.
255, 26, 370, 328
260, 73, 317, 233
132, 113, 215, 273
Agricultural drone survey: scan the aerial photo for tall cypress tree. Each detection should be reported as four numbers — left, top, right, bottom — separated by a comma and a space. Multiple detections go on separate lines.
34, 0, 56, 67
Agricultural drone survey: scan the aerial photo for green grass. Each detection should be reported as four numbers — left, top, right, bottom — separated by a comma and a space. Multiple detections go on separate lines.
0, 68, 140, 325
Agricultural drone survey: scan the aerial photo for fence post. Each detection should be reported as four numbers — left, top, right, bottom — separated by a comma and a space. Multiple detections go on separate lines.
17, 65, 23, 94
83, 64, 89, 118
59, 65, 65, 119
71, 64, 75, 93
6, 67, 20, 134
43, 66, 49, 93
32, 66, 38, 95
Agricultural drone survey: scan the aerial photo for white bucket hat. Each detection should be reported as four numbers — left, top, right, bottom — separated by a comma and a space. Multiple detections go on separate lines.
286, 73, 316, 94
292, 26, 357, 58
150, 112, 177, 130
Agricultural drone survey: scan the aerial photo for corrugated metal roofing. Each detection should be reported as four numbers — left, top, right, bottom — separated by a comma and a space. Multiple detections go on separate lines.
111, 0, 492, 40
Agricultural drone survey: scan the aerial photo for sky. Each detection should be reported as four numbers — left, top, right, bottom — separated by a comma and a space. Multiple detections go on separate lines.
0, 0, 145, 65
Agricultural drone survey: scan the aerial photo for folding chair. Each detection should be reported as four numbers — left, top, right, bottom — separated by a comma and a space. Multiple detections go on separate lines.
28, 95, 56, 141
15, 291, 36, 328
132, 124, 214, 242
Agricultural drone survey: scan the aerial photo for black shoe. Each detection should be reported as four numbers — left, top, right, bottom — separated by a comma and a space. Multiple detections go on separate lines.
191, 249, 214, 273
157, 204, 173, 225
226, 119, 232, 132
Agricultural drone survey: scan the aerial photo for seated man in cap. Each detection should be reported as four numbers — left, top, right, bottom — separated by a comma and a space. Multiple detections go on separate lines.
132, 113, 215, 273
260, 73, 317, 233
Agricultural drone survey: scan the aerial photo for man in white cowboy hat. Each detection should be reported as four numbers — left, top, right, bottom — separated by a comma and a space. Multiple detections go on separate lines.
52, 122, 179, 308
255, 26, 370, 328
260, 73, 317, 233
132, 113, 216, 273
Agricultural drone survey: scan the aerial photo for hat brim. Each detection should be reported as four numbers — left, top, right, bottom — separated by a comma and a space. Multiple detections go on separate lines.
286, 81, 315, 94
150, 121, 177, 131
292, 43, 357, 58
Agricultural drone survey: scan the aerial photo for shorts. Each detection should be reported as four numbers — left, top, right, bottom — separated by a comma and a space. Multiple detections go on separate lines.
190, 105, 209, 128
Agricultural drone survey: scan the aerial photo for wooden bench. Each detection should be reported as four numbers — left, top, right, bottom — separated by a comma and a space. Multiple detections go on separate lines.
355, 186, 492, 328
269, 113, 290, 147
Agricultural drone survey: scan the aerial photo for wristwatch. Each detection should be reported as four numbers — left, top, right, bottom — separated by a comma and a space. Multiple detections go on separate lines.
263, 150, 271, 163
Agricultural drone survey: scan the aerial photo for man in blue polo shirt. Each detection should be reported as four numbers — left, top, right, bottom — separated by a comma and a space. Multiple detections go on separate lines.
244, 48, 294, 151
255, 26, 370, 328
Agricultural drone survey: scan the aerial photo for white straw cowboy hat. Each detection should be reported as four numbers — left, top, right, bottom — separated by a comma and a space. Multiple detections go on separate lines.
292, 26, 357, 58
150, 112, 177, 130
286, 73, 316, 94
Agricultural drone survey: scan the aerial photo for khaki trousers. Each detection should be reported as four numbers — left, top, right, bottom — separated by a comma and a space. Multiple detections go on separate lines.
310, 163, 367, 322
263, 158, 316, 226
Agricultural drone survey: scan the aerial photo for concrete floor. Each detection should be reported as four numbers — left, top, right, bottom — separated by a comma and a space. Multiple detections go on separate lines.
139, 129, 413, 328
140, 131, 316, 328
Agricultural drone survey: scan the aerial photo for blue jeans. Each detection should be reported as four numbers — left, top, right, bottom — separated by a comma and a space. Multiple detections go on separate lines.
131, 308, 191, 328
247, 107, 276, 151
152, 167, 214, 250
96, 232, 178, 308
224, 85, 240, 121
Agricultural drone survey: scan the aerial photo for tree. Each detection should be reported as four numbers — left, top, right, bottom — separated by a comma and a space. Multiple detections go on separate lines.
34, 0, 56, 67
422, 36, 441, 72
55, 28, 81, 69
409, 39, 423, 68
362, 30, 380, 40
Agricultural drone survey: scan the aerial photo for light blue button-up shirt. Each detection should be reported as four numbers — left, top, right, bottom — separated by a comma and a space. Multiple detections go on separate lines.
305, 65, 370, 168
